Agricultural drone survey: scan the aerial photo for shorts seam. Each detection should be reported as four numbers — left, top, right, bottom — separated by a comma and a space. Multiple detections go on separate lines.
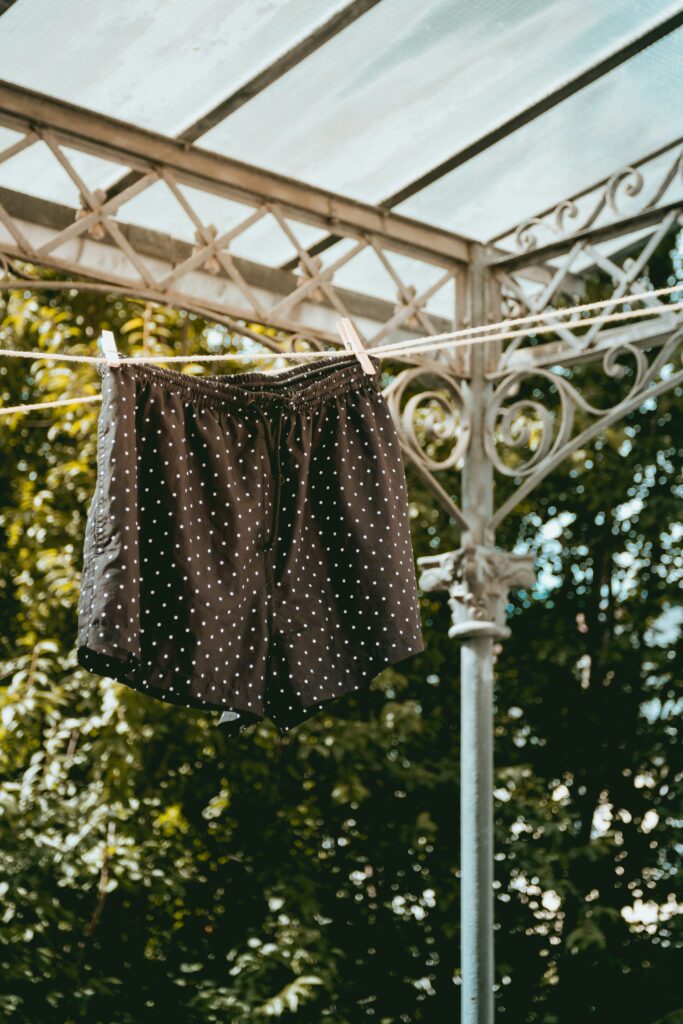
93, 399, 108, 547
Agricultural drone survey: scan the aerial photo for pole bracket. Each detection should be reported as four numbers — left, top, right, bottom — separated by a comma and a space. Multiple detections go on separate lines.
417, 544, 536, 640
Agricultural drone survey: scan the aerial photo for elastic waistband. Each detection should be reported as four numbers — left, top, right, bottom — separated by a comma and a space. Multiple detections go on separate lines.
112, 352, 382, 413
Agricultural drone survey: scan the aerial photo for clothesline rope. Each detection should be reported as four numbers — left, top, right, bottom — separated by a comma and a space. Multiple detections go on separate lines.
379, 284, 682, 353
0, 394, 103, 415
0, 288, 681, 418
385, 299, 683, 357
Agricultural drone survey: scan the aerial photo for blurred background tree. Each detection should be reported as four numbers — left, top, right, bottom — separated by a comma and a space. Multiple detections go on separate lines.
0, 230, 680, 1024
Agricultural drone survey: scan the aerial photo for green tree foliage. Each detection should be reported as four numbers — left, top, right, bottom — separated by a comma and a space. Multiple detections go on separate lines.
0, 240, 680, 1023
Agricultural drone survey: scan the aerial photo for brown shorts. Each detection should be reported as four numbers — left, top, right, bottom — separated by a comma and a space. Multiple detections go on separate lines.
77, 353, 424, 735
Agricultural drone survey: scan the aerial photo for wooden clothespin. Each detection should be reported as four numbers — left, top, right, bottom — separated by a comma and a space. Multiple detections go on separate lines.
337, 318, 376, 376
98, 330, 121, 367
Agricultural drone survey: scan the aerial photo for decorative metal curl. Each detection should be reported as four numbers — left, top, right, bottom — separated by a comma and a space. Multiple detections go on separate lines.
512, 197, 582, 251
513, 217, 547, 253
383, 361, 471, 473
646, 149, 683, 209
501, 292, 528, 319
287, 333, 329, 354
484, 370, 574, 477
554, 198, 579, 235
606, 166, 643, 212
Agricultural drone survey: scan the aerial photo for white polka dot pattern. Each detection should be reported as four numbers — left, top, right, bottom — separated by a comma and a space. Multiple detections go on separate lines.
76, 353, 424, 736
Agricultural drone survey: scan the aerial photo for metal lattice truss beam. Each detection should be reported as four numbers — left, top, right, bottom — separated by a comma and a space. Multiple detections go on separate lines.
0, 80, 591, 353
0, 80, 473, 349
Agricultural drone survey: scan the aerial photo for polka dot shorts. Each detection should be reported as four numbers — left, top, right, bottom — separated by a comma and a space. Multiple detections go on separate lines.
76, 352, 424, 736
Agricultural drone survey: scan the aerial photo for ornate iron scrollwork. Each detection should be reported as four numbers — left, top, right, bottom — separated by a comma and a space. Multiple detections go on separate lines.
382, 359, 472, 527
384, 361, 471, 472
487, 329, 683, 526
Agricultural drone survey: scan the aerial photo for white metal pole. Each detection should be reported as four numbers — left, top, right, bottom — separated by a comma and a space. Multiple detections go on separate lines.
459, 252, 495, 1023
460, 635, 495, 1023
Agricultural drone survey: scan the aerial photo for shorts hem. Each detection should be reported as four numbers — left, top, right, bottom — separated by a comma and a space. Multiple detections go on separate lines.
267, 632, 426, 736
76, 629, 425, 736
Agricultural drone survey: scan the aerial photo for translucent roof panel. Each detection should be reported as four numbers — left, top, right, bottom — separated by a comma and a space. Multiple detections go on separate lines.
0, 0, 680, 301
0, 0, 350, 136
197, 0, 680, 206
398, 26, 683, 242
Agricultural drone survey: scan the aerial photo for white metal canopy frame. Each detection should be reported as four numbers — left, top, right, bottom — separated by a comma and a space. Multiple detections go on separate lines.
0, 2, 682, 1021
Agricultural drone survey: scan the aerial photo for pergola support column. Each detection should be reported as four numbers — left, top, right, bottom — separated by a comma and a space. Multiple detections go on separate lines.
417, 250, 536, 1022
418, 544, 535, 1021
